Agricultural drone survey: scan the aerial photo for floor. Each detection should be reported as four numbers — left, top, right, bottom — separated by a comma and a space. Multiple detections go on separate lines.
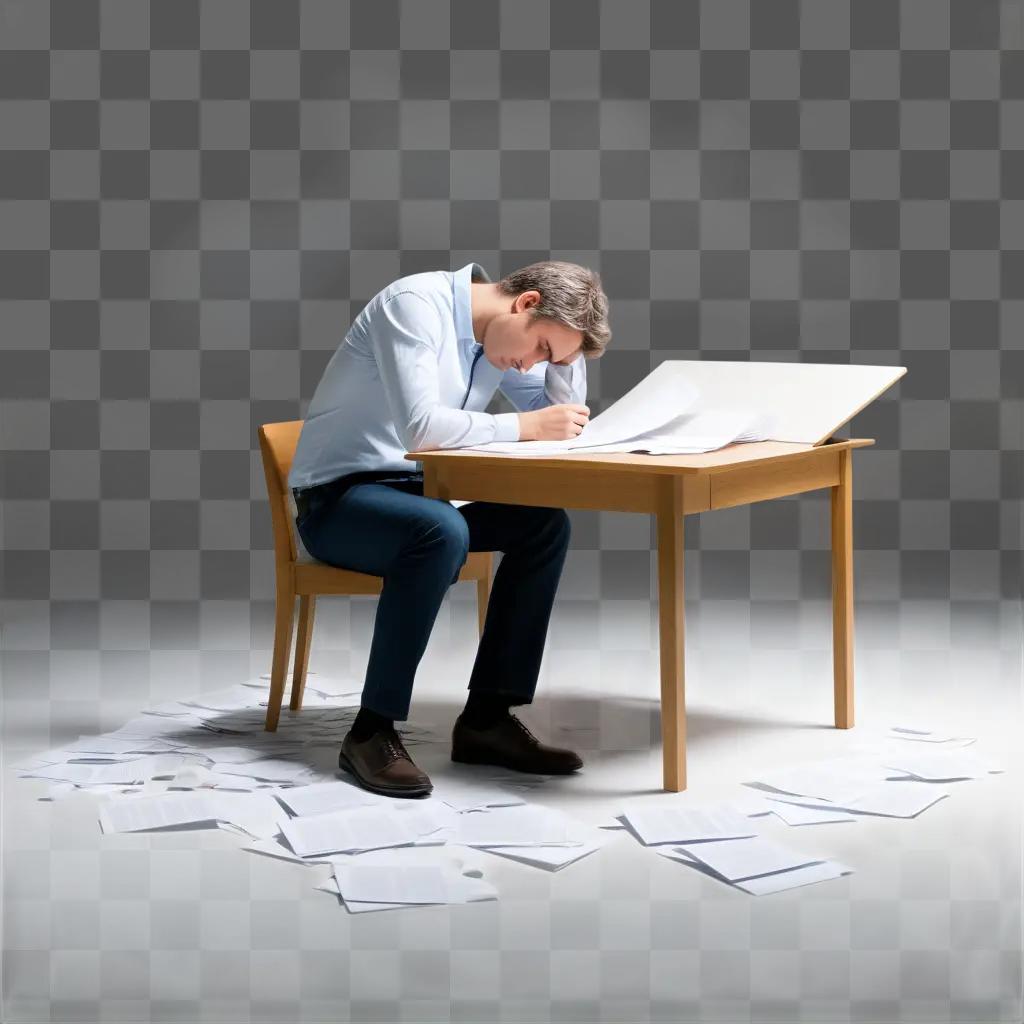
2, 590, 1021, 1023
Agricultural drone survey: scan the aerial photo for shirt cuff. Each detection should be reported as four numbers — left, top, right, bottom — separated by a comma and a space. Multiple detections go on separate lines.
493, 411, 520, 442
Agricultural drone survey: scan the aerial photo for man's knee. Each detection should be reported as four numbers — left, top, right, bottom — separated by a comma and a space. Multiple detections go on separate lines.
554, 507, 571, 536
417, 505, 470, 565
544, 506, 571, 546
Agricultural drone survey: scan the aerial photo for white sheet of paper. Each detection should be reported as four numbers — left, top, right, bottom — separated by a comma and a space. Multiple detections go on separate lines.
465, 363, 699, 454
429, 778, 526, 813
559, 363, 701, 448
887, 726, 976, 745
98, 789, 285, 836
275, 780, 383, 816
303, 677, 362, 699
63, 735, 182, 756
11, 750, 68, 771
280, 807, 419, 857
747, 756, 892, 804
142, 700, 202, 718
449, 804, 580, 848
279, 803, 454, 858
98, 791, 219, 833
42, 782, 79, 800
244, 835, 331, 864
482, 836, 607, 870
208, 792, 286, 839
319, 848, 496, 911
24, 753, 187, 787
317, 871, 498, 911
169, 764, 277, 792
331, 862, 493, 905
180, 684, 264, 712
621, 805, 758, 846
729, 793, 775, 817
213, 758, 313, 783
657, 846, 852, 894
312, 877, 405, 912
768, 801, 858, 826
111, 714, 210, 738
559, 408, 776, 456
733, 859, 854, 894
879, 749, 999, 780
673, 836, 823, 882
204, 746, 276, 765
771, 780, 950, 818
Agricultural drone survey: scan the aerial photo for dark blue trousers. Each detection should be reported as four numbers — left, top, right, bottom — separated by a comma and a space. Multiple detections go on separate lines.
294, 475, 571, 721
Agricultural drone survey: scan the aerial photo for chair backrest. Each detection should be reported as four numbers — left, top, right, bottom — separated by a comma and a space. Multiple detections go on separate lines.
258, 420, 304, 567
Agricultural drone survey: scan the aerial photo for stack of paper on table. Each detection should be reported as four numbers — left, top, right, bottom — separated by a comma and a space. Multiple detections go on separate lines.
466, 364, 777, 456
461, 358, 904, 457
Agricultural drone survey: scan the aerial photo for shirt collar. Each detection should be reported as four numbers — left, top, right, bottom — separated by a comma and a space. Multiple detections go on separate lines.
453, 262, 492, 349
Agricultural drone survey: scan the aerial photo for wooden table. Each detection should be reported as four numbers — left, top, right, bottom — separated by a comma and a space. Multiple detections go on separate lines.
405, 437, 874, 792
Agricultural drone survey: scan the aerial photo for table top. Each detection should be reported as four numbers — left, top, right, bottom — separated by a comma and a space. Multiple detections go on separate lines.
405, 437, 876, 478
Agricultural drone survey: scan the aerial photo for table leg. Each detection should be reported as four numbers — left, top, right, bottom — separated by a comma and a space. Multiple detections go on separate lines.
831, 448, 855, 728
656, 476, 686, 791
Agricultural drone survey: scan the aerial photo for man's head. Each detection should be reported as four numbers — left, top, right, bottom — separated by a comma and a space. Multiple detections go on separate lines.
473, 261, 611, 374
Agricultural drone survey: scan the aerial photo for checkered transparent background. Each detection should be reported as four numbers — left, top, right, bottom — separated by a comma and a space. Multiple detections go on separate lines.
1, 1, 1022, 1021
0, 0, 1020, 610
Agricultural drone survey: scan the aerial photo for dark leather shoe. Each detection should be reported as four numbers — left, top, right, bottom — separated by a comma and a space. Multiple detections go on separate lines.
451, 712, 583, 775
338, 727, 433, 798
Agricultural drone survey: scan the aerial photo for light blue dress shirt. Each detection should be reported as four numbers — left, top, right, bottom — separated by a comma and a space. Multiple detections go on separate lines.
288, 262, 588, 490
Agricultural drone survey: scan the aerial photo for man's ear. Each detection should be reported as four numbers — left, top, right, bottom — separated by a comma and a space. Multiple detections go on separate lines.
514, 290, 541, 312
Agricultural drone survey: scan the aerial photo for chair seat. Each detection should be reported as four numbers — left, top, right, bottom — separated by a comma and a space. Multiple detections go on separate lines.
294, 550, 493, 596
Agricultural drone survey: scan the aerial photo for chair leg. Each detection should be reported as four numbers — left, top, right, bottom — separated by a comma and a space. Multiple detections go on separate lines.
476, 557, 492, 638
265, 584, 297, 732
290, 594, 316, 711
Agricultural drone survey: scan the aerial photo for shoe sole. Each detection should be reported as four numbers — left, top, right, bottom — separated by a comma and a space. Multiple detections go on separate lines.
451, 749, 583, 775
338, 749, 433, 798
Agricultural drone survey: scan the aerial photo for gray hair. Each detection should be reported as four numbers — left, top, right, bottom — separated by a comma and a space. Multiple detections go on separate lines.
496, 261, 611, 358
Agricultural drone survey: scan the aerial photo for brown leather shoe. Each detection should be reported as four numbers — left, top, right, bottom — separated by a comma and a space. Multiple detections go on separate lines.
451, 712, 583, 775
338, 727, 433, 798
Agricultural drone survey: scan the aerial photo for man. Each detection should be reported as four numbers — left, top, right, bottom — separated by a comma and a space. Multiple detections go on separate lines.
288, 260, 611, 798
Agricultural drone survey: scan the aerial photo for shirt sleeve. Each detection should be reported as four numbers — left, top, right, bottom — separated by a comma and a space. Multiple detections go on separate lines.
368, 290, 521, 452
497, 355, 588, 412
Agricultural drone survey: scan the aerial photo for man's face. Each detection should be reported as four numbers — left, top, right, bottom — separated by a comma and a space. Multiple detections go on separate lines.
481, 290, 584, 373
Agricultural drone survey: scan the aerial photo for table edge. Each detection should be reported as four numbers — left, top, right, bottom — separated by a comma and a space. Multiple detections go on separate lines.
403, 437, 876, 476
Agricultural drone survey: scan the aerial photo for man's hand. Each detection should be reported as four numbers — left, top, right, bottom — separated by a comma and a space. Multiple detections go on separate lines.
517, 403, 590, 441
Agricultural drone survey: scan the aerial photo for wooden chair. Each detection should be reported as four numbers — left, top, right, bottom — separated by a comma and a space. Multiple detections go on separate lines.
257, 420, 494, 731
